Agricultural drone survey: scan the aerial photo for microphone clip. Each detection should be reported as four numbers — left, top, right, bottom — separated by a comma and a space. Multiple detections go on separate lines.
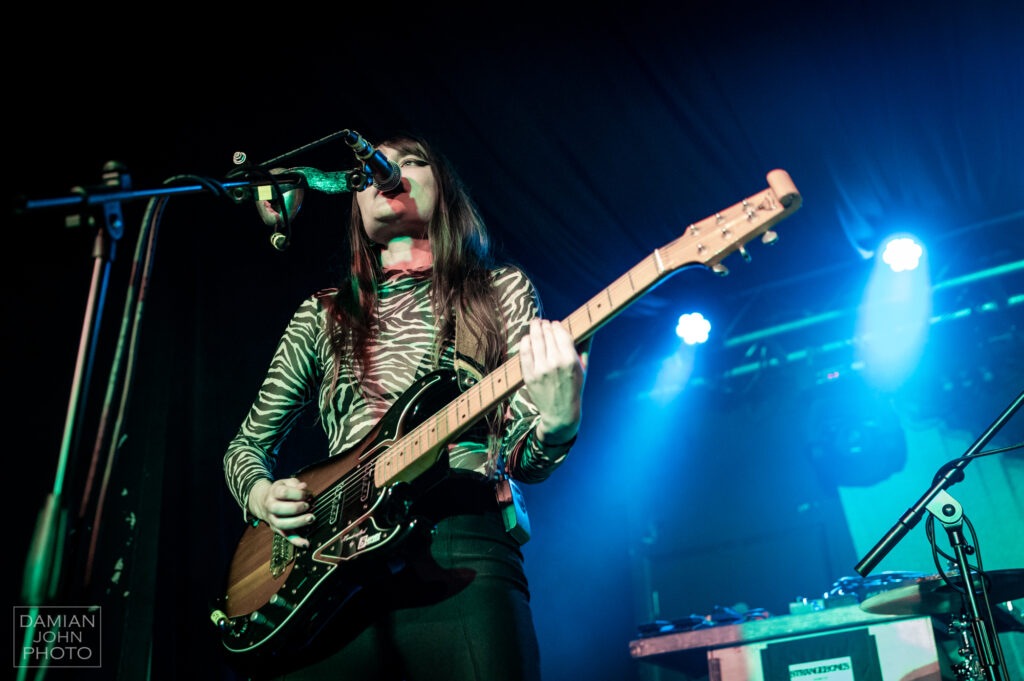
341, 130, 402, 192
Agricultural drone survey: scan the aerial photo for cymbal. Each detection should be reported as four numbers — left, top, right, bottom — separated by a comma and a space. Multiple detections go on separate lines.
860, 569, 1024, 615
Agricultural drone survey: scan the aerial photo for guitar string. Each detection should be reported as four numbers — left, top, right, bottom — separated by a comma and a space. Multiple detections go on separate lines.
300, 229, 691, 536
298, 362, 519, 541
291, 188, 783, 544
299, 392, 465, 538
301, 189, 774, 524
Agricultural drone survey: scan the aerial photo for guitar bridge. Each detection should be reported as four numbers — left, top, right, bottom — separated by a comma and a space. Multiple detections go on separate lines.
270, 534, 295, 578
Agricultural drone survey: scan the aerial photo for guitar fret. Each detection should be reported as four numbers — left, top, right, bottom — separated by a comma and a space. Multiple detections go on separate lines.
653, 248, 665, 274
437, 409, 450, 442
449, 400, 460, 431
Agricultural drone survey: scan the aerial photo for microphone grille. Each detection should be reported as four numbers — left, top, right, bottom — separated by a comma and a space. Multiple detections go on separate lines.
372, 160, 402, 192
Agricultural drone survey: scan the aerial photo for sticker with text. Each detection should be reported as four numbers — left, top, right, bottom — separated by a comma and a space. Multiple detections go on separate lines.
789, 656, 854, 681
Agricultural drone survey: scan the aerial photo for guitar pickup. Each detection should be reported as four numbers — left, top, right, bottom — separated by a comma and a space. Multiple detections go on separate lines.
270, 534, 295, 578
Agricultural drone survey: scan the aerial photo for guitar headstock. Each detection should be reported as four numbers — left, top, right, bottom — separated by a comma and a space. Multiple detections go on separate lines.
659, 169, 801, 275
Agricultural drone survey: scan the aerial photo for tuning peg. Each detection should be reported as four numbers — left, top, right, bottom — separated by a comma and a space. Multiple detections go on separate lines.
762, 230, 778, 245
738, 245, 752, 262
712, 263, 729, 276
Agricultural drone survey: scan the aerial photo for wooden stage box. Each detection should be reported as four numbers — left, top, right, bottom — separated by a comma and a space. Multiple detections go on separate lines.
629, 606, 940, 681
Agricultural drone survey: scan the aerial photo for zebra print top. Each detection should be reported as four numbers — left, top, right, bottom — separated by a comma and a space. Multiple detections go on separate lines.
223, 264, 574, 517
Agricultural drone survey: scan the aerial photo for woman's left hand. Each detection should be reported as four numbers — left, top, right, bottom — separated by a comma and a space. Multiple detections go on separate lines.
518, 318, 590, 444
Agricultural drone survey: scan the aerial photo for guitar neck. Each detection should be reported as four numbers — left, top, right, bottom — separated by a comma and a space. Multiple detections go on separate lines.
373, 170, 801, 487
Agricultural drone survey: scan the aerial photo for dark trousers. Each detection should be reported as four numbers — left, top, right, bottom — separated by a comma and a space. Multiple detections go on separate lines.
263, 480, 541, 681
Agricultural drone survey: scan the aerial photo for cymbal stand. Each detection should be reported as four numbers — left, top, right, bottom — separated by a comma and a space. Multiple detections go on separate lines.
925, 489, 1008, 681
855, 389, 1023, 681
948, 616, 982, 681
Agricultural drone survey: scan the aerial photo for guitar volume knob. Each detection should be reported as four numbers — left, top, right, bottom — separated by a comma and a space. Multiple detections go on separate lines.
250, 610, 279, 630
269, 593, 296, 612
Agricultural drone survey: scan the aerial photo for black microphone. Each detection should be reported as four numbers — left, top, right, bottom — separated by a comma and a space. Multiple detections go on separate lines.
342, 130, 402, 192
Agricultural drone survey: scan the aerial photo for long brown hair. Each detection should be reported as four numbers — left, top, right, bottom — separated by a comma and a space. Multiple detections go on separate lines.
324, 134, 506, 395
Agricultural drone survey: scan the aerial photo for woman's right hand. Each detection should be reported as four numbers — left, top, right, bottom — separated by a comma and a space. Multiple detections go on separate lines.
247, 477, 314, 548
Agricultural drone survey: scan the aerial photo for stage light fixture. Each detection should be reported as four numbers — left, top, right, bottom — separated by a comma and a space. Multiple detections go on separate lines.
676, 312, 711, 345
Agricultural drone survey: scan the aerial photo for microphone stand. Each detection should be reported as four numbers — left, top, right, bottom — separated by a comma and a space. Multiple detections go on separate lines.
15, 148, 364, 679
854, 388, 1023, 681
17, 161, 131, 681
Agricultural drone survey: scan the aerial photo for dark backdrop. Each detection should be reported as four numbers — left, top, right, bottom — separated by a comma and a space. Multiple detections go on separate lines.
8, 2, 1023, 680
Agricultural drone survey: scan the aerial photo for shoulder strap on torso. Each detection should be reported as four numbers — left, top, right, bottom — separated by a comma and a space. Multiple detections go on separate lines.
454, 310, 486, 388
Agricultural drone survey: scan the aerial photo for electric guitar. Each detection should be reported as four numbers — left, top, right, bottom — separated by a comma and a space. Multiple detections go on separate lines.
212, 169, 802, 670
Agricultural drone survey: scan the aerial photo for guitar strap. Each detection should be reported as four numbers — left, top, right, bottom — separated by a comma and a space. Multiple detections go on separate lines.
453, 309, 486, 389
454, 309, 531, 544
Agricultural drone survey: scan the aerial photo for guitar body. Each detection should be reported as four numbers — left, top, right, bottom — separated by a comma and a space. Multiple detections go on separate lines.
216, 369, 463, 669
